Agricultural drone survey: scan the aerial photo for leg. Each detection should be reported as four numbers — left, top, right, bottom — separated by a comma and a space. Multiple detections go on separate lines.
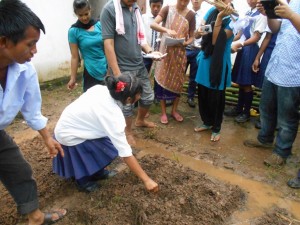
272, 85, 300, 158
171, 97, 183, 122
197, 84, 213, 127
186, 49, 199, 107
135, 67, 156, 128
0, 131, 66, 225
160, 100, 168, 124
258, 79, 278, 144
125, 116, 136, 146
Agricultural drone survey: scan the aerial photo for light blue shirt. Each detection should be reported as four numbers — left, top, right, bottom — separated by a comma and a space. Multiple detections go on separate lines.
265, 0, 300, 87
0, 62, 47, 130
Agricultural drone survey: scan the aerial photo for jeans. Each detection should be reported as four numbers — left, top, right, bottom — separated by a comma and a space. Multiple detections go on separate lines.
0, 130, 39, 214
258, 79, 300, 158
186, 48, 200, 99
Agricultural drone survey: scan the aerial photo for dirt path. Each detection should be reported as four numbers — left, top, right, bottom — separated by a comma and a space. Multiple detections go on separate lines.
1, 83, 299, 225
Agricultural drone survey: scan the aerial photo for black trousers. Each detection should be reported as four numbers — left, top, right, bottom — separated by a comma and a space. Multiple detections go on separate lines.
0, 130, 39, 214
197, 84, 225, 133
83, 67, 106, 92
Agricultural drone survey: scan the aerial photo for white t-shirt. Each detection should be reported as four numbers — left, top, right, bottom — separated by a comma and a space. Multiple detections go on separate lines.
54, 85, 132, 157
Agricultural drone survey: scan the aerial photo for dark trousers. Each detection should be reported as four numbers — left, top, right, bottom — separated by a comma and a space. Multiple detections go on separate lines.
83, 67, 105, 92
0, 130, 39, 214
197, 84, 225, 133
186, 48, 200, 99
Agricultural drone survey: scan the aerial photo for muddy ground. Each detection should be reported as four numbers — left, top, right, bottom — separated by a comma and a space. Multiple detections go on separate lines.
1, 81, 299, 225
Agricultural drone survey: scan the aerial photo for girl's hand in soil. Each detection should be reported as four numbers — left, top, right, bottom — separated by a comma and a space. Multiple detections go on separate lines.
144, 178, 159, 192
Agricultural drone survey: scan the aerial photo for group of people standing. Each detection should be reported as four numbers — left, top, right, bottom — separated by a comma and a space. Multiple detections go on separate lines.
0, 0, 299, 224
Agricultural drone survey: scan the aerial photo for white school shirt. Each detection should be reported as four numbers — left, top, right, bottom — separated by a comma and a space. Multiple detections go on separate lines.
142, 13, 161, 50
247, 8, 267, 35
54, 85, 132, 157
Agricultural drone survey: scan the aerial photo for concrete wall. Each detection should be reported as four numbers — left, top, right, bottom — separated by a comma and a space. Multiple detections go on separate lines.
22, 0, 75, 82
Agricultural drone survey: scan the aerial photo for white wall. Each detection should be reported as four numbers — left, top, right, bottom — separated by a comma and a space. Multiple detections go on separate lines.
22, 0, 75, 82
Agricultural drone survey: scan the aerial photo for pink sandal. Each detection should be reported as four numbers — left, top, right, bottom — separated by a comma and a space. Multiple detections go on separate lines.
160, 114, 168, 124
171, 112, 183, 122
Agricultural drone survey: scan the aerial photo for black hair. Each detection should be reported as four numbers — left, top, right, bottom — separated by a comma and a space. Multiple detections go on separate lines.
73, 0, 91, 14
150, 0, 164, 5
105, 75, 143, 104
0, 0, 45, 44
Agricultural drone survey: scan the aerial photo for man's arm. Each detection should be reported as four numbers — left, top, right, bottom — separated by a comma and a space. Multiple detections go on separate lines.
104, 39, 121, 77
38, 127, 64, 158
274, 0, 300, 32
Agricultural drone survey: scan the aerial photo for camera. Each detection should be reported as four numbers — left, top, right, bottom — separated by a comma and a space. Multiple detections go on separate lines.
199, 24, 212, 33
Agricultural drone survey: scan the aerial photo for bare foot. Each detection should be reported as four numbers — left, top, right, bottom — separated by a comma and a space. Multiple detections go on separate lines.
135, 120, 157, 128
126, 133, 136, 146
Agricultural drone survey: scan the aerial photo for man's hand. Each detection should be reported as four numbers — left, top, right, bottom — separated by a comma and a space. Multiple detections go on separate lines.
274, 0, 294, 19
44, 137, 64, 158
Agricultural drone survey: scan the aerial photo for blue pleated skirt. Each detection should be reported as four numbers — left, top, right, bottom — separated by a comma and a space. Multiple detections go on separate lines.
232, 44, 260, 86
53, 137, 118, 180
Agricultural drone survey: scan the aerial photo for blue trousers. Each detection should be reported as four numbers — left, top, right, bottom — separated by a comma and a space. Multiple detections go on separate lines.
0, 130, 39, 214
186, 48, 200, 99
258, 79, 300, 158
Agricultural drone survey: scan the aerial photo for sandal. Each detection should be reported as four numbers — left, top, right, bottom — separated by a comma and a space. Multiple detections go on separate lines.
160, 114, 168, 124
194, 124, 212, 132
210, 132, 221, 142
171, 112, 183, 122
42, 209, 67, 225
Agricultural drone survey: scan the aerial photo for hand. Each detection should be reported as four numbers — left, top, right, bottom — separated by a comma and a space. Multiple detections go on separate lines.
67, 78, 77, 90
218, 3, 234, 18
151, 51, 167, 61
252, 58, 260, 73
256, 1, 267, 16
166, 29, 177, 38
274, 0, 294, 19
44, 137, 64, 158
144, 178, 159, 192
231, 43, 241, 53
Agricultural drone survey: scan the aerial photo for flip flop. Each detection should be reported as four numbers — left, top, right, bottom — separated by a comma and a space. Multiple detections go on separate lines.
194, 124, 212, 132
160, 114, 168, 124
210, 132, 221, 142
171, 112, 183, 122
42, 209, 67, 225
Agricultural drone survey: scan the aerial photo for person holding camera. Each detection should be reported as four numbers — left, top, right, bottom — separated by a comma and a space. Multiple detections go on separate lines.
244, 0, 300, 189
193, 0, 235, 142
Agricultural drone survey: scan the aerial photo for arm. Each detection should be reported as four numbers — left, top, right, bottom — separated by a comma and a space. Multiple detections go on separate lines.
275, 0, 300, 32
38, 127, 64, 158
257, 0, 281, 33
68, 43, 79, 90
212, 4, 234, 44
104, 39, 121, 77
232, 31, 262, 52
123, 156, 159, 192
151, 15, 177, 37
252, 32, 272, 73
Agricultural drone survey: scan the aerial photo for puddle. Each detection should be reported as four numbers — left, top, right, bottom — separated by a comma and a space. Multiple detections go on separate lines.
136, 140, 300, 223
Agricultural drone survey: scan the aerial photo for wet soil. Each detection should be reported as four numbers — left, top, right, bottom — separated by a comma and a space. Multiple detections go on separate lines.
1, 82, 300, 225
